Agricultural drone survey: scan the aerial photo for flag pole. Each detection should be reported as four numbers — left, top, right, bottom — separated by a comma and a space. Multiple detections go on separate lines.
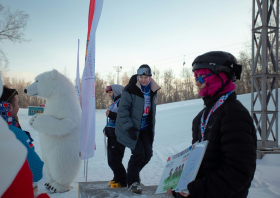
86, 159, 88, 182
76, 39, 81, 105
75, 38, 85, 178
84, 160, 86, 178
104, 105, 108, 155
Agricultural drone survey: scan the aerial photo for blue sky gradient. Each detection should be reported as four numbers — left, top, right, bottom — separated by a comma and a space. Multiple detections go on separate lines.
1, 0, 252, 82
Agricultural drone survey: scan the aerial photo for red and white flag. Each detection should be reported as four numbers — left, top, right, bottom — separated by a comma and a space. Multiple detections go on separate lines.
81, 0, 104, 160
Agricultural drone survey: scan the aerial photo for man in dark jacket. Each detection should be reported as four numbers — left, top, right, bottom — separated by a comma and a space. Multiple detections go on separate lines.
168, 51, 257, 198
104, 84, 127, 188
115, 64, 161, 194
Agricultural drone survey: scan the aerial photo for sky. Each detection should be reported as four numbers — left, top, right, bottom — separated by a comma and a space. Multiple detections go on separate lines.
1, 0, 252, 83
16, 90, 280, 198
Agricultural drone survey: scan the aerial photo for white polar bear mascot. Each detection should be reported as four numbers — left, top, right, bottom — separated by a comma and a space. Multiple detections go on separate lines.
25, 69, 82, 193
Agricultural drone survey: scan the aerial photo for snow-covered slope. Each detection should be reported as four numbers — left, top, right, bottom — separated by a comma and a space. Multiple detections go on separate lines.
17, 91, 280, 198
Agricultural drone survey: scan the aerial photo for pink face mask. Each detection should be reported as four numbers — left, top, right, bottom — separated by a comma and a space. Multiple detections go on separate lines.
194, 69, 236, 97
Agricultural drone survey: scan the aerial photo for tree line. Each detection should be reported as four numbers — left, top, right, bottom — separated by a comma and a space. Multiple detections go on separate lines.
94, 50, 262, 109
1, 50, 261, 109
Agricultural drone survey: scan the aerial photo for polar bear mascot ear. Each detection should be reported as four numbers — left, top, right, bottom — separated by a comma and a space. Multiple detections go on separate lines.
51, 69, 58, 80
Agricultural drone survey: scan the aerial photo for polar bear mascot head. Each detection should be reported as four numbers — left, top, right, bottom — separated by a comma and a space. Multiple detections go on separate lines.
25, 69, 76, 100
25, 69, 81, 193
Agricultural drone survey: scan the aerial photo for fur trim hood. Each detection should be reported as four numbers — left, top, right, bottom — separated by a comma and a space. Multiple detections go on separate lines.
129, 75, 161, 93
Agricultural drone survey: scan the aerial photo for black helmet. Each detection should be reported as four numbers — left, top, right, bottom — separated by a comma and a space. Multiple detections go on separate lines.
137, 64, 152, 76
192, 51, 242, 82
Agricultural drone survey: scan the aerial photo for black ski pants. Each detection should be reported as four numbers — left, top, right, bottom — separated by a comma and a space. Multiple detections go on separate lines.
127, 129, 153, 186
107, 137, 126, 185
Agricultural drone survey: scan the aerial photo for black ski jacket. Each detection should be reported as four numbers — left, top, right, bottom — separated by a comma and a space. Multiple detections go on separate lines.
173, 92, 257, 198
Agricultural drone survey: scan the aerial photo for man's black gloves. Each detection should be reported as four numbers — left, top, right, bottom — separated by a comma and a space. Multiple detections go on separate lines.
103, 126, 107, 135
127, 127, 139, 140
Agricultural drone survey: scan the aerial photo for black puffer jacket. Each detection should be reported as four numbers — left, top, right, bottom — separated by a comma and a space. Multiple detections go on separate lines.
181, 92, 256, 198
188, 92, 257, 198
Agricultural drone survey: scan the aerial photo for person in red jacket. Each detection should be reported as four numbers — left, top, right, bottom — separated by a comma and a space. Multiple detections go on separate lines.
0, 117, 49, 198
0, 74, 49, 198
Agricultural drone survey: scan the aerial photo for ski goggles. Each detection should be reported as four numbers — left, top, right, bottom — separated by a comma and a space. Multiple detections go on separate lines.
137, 67, 152, 76
105, 86, 112, 93
195, 73, 214, 84
7, 89, 18, 102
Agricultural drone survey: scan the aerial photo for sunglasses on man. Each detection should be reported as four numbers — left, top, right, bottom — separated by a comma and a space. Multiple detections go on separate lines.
195, 73, 214, 84
7, 89, 18, 102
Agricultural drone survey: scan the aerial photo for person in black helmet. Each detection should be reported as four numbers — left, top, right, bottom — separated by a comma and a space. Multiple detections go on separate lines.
167, 51, 257, 198
115, 64, 161, 194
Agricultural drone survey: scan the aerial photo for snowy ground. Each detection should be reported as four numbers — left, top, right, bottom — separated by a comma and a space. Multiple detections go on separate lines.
18, 91, 280, 198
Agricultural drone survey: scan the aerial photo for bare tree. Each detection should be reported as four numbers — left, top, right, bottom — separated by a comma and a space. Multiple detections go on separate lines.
106, 72, 115, 85
235, 52, 250, 94
0, 3, 29, 75
181, 68, 196, 100
163, 69, 174, 103
153, 67, 160, 85
120, 67, 138, 87
0, 50, 8, 77
120, 72, 130, 87
0, 4, 29, 42
173, 78, 181, 102
95, 72, 110, 109
2, 76, 11, 87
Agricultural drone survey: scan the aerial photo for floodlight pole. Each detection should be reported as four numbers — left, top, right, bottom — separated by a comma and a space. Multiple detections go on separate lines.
113, 66, 122, 84
252, 0, 280, 158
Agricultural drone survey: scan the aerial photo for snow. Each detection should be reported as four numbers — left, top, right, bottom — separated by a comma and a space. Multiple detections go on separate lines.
17, 91, 280, 198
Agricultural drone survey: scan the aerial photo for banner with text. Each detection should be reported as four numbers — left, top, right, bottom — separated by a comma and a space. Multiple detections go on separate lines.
81, 0, 104, 160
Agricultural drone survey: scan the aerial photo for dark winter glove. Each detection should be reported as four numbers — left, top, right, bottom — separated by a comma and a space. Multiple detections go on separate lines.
127, 127, 139, 140
103, 126, 108, 135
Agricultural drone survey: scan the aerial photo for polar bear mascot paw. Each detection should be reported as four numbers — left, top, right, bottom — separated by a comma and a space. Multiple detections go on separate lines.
29, 113, 40, 129
44, 179, 55, 190
49, 182, 72, 193
25, 69, 82, 193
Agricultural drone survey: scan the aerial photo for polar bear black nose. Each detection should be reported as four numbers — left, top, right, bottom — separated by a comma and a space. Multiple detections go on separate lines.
24, 89, 27, 94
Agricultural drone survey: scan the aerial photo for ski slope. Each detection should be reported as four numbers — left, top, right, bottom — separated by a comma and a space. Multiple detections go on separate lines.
17, 91, 280, 198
